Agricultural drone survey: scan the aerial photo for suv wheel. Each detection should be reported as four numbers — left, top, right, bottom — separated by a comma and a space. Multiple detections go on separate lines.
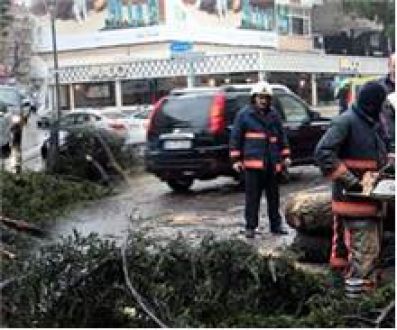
166, 178, 194, 192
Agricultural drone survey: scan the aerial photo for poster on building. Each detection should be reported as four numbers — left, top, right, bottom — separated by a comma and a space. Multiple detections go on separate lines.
28, 0, 279, 49
29, 0, 166, 32
28, 0, 276, 31
165, 0, 276, 32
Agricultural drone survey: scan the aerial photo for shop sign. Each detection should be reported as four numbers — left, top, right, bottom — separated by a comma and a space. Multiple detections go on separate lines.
170, 41, 193, 54
89, 65, 129, 80
339, 57, 360, 73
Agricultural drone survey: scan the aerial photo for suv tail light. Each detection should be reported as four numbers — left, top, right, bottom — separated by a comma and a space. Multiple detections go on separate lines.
209, 93, 226, 135
147, 97, 166, 136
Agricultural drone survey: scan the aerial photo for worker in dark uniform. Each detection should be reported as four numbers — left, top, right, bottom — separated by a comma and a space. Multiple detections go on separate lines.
315, 81, 388, 291
230, 81, 291, 239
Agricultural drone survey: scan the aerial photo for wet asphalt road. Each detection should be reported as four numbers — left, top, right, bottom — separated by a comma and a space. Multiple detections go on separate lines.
50, 166, 330, 253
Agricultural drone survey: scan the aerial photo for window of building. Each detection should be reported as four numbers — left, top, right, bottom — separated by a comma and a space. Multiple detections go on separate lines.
155, 77, 186, 100
277, 5, 310, 36
197, 72, 258, 87
277, 5, 289, 35
73, 82, 116, 108
241, 0, 275, 31
121, 79, 152, 105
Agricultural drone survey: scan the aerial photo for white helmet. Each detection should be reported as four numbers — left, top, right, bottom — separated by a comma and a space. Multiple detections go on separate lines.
251, 81, 273, 97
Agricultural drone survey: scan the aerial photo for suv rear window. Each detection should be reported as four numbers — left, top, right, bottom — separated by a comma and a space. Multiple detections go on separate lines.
155, 95, 213, 128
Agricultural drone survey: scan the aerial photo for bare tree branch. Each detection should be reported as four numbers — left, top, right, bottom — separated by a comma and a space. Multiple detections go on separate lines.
120, 235, 168, 328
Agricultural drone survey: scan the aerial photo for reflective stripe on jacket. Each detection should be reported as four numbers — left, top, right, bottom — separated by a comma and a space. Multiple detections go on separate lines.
229, 104, 290, 171
314, 106, 387, 217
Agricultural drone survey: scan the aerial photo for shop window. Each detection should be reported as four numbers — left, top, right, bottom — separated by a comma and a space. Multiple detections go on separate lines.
155, 77, 186, 100
121, 80, 151, 105
59, 85, 70, 111
73, 82, 115, 108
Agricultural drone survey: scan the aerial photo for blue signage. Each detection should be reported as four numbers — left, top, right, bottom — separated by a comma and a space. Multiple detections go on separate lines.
170, 41, 193, 53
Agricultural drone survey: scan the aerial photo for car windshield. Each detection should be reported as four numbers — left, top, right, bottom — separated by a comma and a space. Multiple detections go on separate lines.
0, 87, 20, 107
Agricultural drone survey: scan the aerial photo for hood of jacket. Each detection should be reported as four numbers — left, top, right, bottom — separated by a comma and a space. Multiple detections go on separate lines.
355, 81, 387, 121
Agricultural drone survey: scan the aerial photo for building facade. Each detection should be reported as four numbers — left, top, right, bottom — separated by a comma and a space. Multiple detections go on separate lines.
29, 0, 388, 113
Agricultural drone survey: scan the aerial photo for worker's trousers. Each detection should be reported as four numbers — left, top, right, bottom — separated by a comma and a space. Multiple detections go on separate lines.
331, 215, 381, 288
244, 168, 282, 231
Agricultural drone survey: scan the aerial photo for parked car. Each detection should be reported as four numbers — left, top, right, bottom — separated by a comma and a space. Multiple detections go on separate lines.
124, 107, 151, 146
145, 85, 331, 192
39, 110, 132, 159
0, 85, 31, 157
0, 101, 13, 157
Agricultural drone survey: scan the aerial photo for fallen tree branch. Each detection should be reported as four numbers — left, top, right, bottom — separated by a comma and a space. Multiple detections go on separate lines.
342, 315, 377, 326
0, 215, 47, 237
374, 300, 394, 327
94, 132, 131, 184
342, 300, 395, 327
0, 248, 16, 260
0, 275, 27, 291
121, 235, 168, 328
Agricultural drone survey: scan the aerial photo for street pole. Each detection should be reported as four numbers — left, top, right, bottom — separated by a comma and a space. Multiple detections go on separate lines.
187, 57, 195, 88
48, 0, 61, 172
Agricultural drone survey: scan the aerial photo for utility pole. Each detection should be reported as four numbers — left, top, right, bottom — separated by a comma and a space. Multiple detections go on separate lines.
47, 0, 61, 172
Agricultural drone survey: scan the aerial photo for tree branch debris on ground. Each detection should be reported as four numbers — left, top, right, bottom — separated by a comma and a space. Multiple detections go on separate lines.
0, 171, 394, 328
1, 231, 394, 328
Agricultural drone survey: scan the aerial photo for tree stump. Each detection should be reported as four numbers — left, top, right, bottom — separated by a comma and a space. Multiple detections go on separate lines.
285, 191, 332, 236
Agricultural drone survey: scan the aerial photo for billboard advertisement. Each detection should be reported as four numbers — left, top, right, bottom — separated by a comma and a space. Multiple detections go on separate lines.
29, 0, 279, 49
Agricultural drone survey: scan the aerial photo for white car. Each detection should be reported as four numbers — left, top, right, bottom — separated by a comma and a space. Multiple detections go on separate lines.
40, 109, 133, 159
124, 108, 151, 146
0, 85, 30, 157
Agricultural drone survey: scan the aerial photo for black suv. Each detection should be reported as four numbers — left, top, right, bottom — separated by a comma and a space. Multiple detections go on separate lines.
145, 85, 330, 192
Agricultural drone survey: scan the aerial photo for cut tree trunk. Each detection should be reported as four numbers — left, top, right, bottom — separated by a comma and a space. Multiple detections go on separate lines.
285, 191, 332, 236
285, 190, 395, 264
285, 190, 395, 234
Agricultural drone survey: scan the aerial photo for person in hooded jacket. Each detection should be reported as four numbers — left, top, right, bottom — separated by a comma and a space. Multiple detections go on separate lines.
315, 81, 388, 290
230, 81, 291, 239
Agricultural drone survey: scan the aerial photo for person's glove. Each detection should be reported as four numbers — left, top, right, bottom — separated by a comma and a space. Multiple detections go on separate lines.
232, 161, 243, 173
339, 171, 362, 192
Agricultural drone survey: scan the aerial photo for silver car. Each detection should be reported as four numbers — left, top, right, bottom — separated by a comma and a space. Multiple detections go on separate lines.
0, 86, 28, 157
39, 109, 133, 159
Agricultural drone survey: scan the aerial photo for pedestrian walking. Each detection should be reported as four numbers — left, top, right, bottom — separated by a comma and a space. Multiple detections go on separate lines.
315, 81, 388, 292
335, 80, 351, 114
230, 81, 290, 239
